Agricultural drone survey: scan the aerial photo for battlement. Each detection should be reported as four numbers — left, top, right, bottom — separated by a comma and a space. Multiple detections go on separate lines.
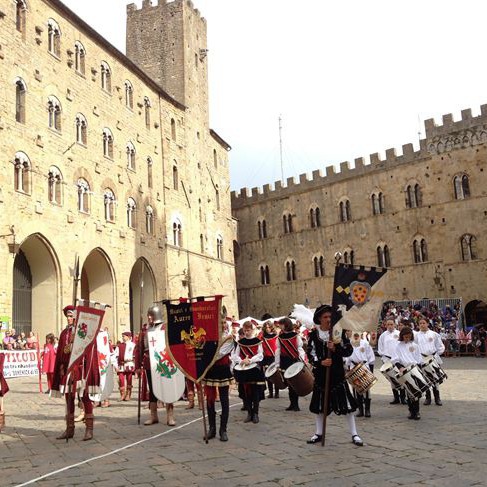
424, 104, 487, 138
127, 0, 205, 22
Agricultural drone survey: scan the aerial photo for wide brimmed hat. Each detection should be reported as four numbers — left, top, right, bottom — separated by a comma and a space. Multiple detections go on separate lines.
63, 305, 76, 317
122, 331, 132, 337
313, 304, 332, 324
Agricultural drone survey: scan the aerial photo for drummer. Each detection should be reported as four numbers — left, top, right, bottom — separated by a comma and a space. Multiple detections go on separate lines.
390, 326, 423, 420
259, 318, 279, 399
415, 317, 445, 406
231, 321, 265, 424
273, 317, 306, 411
345, 331, 375, 418
306, 305, 362, 446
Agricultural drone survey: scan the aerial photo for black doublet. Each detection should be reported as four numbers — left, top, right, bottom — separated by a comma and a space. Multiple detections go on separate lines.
307, 328, 357, 415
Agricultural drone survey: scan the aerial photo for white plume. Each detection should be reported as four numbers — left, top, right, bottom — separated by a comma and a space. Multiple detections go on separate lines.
290, 304, 315, 329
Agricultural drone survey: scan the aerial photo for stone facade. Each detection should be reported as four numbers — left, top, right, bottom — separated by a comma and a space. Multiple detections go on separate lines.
232, 108, 487, 321
0, 0, 237, 339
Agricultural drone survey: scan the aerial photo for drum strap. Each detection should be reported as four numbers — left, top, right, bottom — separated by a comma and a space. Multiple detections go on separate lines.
240, 345, 256, 359
262, 337, 276, 357
279, 337, 300, 360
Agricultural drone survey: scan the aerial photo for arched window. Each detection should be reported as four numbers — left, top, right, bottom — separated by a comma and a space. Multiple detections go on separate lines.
406, 183, 422, 208
260, 265, 270, 285
343, 249, 355, 265
313, 255, 325, 277
77, 178, 90, 213
461, 234, 477, 261
101, 61, 111, 93
47, 96, 61, 131
126, 142, 136, 170
74, 41, 86, 75
339, 199, 351, 222
286, 260, 297, 281
198, 199, 202, 222
283, 213, 293, 234
414, 184, 422, 207
103, 189, 116, 222
454, 174, 470, 200
200, 234, 205, 253
14, 152, 31, 194
75, 113, 87, 145
377, 246, 384, 267
15, 78, 26, 123
310, 208, 315, 228
216, 235, 223, 260
384, 245, 391, 267
173, 219, 182, 247
215, 187, 220, 211
16, 0, 27, 35
146, 206, 154, 235
47, 19, 61, 57
413, 237, 428, 263
102, 128, 113, 158
147, 157, 153, 189
47, 166, 62, 205
125, 81, 134, 109
144, 97, 151, 128
127, 197, 137, 229
171, 118, 176, 141
213, 149, 218, 169
172, 164, 178, 190
372, 192, 384, 215
286, 261, 291, 281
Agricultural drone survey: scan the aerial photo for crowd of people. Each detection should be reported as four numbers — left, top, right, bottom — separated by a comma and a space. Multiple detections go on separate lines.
1, 329, 39, 350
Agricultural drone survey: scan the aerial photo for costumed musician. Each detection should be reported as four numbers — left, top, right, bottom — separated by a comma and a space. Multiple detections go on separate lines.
135, 305, 176, 427
231, 321, 265, 424
202, 319, 234, 442
306, 305, 363, 446
51, 305, 100, 441
390, 326, 423, 420
415, 317, 445, 406
259, 318, 279, 399
114, 331, 135, 401
274, 317, 306, 411
378, 318, 406, 405
345, 331, 375, 418
0, 349, 9, 432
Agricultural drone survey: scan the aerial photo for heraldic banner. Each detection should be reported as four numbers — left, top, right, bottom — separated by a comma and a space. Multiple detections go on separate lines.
67, 305, 106, 374
332, 263, 389, 333
89, 330, 114, 402
165, 295, 222, 383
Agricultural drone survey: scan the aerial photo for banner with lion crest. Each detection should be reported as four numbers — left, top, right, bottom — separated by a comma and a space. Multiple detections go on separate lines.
165, 296, 222, 383
332, 264, 389, 332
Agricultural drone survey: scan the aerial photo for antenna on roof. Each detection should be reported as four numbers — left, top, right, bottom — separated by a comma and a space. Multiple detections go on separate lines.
279, 115, 284, 182
417, 114, 422, 144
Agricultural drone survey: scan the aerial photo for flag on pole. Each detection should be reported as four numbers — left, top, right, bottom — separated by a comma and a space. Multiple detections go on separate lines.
331, 264, 389, 333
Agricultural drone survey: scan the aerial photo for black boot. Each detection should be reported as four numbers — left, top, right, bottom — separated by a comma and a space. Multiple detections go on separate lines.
206, 405, 216, 440
400, 389, 407, 405
219, 388, 229, 441
423, 390, 431, 406
267, 380, 274, 399
433, 389, 442, 406
275, 388, 279, 399
390, 389, 400, 404
414, 400, 421, 420
364, 399, 371, 418
356, 396, 364, 417
252, 401, 260, 424
243, 399, 253, 423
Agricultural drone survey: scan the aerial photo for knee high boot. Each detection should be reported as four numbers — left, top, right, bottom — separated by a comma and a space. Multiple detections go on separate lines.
244, 399, 253, 423
220, 392, 229, 442
390, 388, 400, 404
252, 400, 260, 424
424, 389, 431, 405
267, 380, 274, 399
166, 403, 176, 426
364, 398, 371, 418
206, 404, 216, 440
356, 394, 364, 417
399, 389, 407, 405
57, 413, 75, 439
433, 388, 442, 406
144, 401, 159, 425
83, 414, 94, 441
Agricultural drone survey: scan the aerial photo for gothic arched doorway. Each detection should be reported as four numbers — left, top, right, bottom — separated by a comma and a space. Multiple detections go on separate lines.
465, 300, 487, 326
129, 258, 156, 334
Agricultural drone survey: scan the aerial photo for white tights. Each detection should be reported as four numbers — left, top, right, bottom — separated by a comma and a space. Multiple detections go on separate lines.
315, 413, 360, 439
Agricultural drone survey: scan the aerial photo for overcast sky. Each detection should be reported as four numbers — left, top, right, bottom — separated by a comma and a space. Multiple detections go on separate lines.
62, 0, 487, 191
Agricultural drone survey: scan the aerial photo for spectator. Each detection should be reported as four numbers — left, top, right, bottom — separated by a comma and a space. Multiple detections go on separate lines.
26, 331, 38, 350
42, 333, 57, 394
16, 331, 27, 349
3, 331, 15, 350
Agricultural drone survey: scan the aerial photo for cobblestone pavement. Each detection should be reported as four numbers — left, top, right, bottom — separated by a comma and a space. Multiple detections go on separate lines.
1, 357, 486, 487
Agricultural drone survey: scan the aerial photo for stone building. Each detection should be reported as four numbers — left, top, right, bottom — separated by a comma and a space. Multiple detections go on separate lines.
231, 108, 487, 325
0, 0, 237, 339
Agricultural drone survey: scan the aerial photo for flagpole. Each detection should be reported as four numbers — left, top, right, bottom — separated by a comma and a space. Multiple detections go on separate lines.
137, 260, 145, 426
321, 252, 342, 447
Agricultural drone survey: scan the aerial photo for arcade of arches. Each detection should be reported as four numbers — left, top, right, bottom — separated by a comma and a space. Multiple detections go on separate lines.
11, 234, 158, 340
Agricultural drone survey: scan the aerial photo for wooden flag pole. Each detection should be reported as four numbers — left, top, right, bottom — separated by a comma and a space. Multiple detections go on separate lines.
137, 261, 145, 426
197, 383, 209, 444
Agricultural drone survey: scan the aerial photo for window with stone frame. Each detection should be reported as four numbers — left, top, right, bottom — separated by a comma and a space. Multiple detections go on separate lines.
171, 118, 176, 141
173, 220, 183, 247
47, 19, 61, 57
283, 213, 293, 234
260, 265, 270, 285
343, 249, 355, 265
16, 0, 27, 37
454, 174, 470, 200
215, 187, 220, 211
172, 164, 178, 190
47, 96, 62, 131
103, 189, 116, 222
216, 235, 224, 260
14, 152, 31, 194
127, 197, 137, 229
74, 41, 86, 75
310, 207, 321, 228
406, 183, 422, 208
125, 81, 134, 110
75, 113, 87, 146
77, 178, 90, 213
413, 237, 428, 263
102, 128, 114, 159
126, 142, 136, 171
313, 255, 325, 277
101, 61, 112, 93
48, 166, 62, 205
146, 206, 154, 235
377, 244, 391, 267
200, 234, 205, 253
15, 78, 26, 124
213, 149, 218, 169
339, 199, 351, 222
371, 192, 385, 215
144, 97, 151, 128
147, 157, 153, 189
460, 234, 477, 261
286, 260, 297, 281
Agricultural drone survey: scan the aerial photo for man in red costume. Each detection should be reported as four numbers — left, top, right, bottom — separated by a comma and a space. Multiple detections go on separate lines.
51, 305, 100, 441
114, 331, 135, 401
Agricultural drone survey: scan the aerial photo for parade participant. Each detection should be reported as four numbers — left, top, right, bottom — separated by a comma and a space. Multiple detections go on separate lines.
42, 333, 56, 394
135, 305, 176, 427
378, 319, 405, 404
274, 317, 306, 411
416, 317, 445, 406
202, 321, 234, 441
231, 321, 264, 424
0, 349, 9, 432
391, 326, 423, 420
346, 331, 375, 418
306, 305, 362, 446
51, 305, 100, 441
114, 331, 135, 401
259, 320, 279, 399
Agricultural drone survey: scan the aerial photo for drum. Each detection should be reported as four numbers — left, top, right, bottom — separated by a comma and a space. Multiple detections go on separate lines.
265, 363, 287, 390
421, 355, 448, 385
284, 362, 314, 397
380, 362, 402, 390
345, 362, 378, 395
233, 362, 264, 383
395, 364, 431, 399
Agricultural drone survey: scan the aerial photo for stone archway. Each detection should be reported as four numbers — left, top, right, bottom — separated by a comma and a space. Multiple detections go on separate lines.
129, 258, 156, 334
81, 248, 116, 334
13, 233, 60, 338
465, 300, 487, 326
